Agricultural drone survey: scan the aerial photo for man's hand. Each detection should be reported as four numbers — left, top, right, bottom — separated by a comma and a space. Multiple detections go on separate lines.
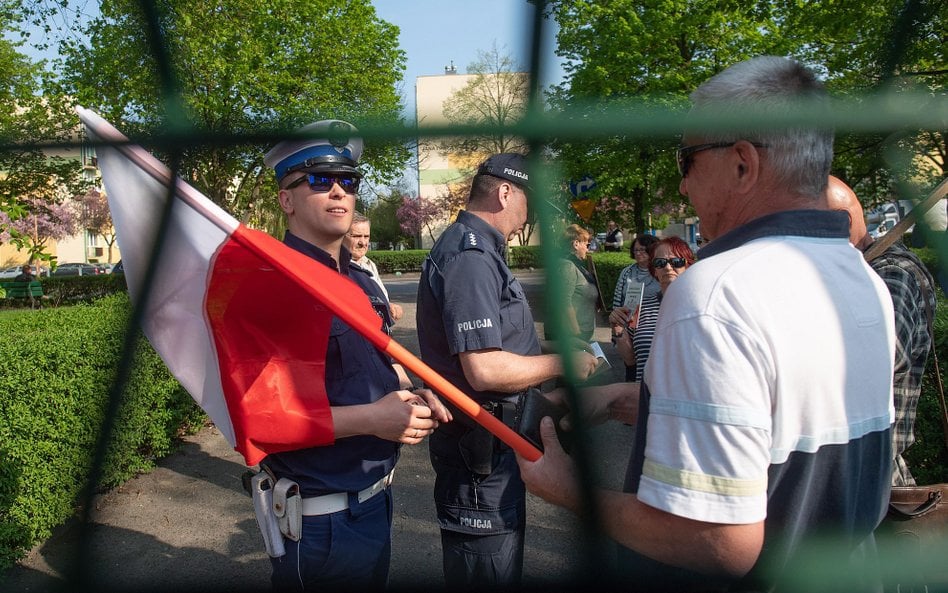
389, 302, 404, 322
608, 306, 631, 327
516, 417, 582, 513
411, 387, 453, 424
569, 350, 600, 381
369, 389, 442, 444
548, 383, 640, 431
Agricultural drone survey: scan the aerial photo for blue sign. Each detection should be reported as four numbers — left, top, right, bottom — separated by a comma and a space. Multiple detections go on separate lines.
569, 175, 596, 198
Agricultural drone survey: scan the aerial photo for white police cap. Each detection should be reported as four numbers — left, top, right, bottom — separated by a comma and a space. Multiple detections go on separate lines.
264, 119, 363, 181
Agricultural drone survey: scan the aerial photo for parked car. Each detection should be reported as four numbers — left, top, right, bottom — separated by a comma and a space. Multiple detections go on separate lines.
0, 266, 24, 279
52, 263, 102, 276
868, 221, 891, 239
111, 260, 124, 275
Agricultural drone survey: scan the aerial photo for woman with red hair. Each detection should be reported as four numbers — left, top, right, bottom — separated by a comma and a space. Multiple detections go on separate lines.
613, 236, 696, 381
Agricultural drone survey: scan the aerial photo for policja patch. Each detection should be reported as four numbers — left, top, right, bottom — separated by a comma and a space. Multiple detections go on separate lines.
476, 153, 531, 190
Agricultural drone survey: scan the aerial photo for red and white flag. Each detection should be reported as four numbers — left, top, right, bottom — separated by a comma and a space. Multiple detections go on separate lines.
77, 107, 542, 466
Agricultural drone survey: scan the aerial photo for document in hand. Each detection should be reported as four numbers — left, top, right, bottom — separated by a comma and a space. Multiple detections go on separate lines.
623, 280, 645, 328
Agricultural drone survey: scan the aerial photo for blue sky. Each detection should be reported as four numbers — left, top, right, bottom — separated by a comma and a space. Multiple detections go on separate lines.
372, 0, 566, 118
11, 0, 566, 121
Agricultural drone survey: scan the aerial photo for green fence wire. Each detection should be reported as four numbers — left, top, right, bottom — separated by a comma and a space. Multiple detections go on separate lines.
2, 0, 947, 590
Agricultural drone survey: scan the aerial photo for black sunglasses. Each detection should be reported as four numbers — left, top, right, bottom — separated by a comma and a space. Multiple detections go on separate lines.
676, 142, 767, 177
285, 173, 360, 194
652, 257, 688, 269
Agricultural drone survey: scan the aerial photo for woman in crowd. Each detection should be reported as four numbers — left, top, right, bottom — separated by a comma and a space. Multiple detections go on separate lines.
609, 233, 660, 381
610, 236, 696, 382
550, 224, 601, 342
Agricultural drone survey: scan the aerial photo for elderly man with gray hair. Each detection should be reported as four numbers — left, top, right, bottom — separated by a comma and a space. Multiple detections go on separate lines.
518, 56, 896, 592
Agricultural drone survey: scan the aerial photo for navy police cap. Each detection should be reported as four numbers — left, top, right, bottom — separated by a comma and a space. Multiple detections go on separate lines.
476, 153, 530, 190
264, 119, 363, 181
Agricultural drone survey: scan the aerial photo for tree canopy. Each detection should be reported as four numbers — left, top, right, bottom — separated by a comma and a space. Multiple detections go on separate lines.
1, 5, 90, 265
48, 0, 411, 229
545, 0, 945, 233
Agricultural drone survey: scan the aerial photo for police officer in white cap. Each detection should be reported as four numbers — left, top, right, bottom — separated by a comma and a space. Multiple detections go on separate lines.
259, 120, 452, 591
416, 153, 598, 588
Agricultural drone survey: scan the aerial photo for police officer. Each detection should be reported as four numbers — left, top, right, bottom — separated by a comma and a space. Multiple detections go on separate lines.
416, 153, 599, 588
260, 119, 452, 591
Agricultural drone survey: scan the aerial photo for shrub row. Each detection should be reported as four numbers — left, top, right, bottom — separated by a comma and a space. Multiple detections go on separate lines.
365, 245, 547, 275
0, 274, 128, 310
0, 294, 205, 571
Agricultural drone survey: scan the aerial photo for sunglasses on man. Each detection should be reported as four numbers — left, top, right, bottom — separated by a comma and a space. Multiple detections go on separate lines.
676, 142, 768, 177
285, 173, 361, 194
652, 257, 688, 269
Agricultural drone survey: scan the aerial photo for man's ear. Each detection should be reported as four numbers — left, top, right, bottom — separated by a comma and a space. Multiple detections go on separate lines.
277, 189, 294, 215
497, 182, 514, 210
732, 140, 761, 192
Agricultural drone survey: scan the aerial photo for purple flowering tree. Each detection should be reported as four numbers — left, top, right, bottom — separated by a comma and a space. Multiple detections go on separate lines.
0, 197, 79, 264
396, 195, 443, 246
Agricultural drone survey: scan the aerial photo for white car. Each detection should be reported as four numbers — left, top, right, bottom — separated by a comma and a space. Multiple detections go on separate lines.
0, 266, 24, 279
868, 221, 891, 239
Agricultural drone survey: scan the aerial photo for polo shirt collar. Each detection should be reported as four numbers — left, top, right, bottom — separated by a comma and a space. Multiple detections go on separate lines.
283, 230, 352, 276
457, 210, 508, 256
698, 209, 850, 260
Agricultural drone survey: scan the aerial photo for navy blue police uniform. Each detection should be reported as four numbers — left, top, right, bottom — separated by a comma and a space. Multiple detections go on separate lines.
416, 208, 541, 587
264, 232, 400, 591
259, 119, 403, 592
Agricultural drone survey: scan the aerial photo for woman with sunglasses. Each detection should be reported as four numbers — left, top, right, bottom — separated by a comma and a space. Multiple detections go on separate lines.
609, 234, 660, 381
614, 236, 696, 383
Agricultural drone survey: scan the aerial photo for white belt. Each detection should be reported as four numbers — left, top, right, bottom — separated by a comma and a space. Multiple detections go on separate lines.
301, 470, 394, 516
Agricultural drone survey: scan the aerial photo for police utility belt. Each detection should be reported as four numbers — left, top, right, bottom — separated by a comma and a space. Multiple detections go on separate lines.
249, 468, 394, 558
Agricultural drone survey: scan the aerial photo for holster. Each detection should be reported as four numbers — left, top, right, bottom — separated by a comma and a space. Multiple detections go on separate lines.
458, 425, 496, 476
250, 471, 286, 558
272, 478, 302, 542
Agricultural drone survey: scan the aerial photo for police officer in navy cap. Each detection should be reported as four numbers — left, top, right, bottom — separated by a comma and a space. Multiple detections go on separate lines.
416, 152, 599, 588
258, 119, 452, 591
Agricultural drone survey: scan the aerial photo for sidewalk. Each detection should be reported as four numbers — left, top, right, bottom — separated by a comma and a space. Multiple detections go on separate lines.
3, 272, 632, 592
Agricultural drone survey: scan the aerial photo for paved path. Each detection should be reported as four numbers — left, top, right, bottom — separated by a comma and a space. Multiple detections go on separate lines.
3, 270, 633, 592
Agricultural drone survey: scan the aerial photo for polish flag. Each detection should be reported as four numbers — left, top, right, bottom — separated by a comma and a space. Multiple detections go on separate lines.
77, 107, 542, 466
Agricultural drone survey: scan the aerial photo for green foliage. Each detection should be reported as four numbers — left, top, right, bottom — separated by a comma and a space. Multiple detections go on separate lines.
0, 294, 203, 570
51, 0, 410, 231
365, 250, 428, 274
0, 17, 91, 262
547, 0, 790, 234
509, 245, 542, 270
358, 247, 546, 274
0, 275, 128, 309
903, 284, 948, 484
37, 274, 128, 306
588, 251, 635, 311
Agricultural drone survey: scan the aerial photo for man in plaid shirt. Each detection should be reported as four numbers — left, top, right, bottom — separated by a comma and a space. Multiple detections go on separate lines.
826, 176, 937, 485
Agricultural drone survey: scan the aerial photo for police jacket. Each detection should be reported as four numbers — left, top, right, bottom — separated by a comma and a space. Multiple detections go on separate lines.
416, 210, 541, 405
263, 231, 400, 496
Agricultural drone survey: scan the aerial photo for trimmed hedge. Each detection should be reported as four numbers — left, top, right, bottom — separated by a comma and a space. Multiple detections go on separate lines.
0, 294, 204, 570
0, 274, 128, 310
365, 245, 546, 275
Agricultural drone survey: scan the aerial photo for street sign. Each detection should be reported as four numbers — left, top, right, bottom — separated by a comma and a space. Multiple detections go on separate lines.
569, 175, 596, 198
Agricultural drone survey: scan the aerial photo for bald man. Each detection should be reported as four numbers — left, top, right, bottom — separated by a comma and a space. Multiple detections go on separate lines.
825, 175, 937, 485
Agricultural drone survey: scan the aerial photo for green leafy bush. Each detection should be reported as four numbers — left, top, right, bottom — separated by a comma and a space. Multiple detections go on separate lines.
589, 252, 635, 308
365, 249, 428, 273
904, 284, 948, 485
39, 274, 128, 306
364, 246, 551, 274
0, 294, 203, 570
